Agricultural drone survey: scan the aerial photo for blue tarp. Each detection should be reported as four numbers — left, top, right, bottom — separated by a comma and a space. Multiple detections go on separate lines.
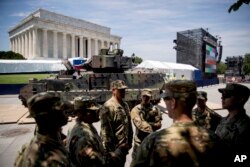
0, 84, 26, 95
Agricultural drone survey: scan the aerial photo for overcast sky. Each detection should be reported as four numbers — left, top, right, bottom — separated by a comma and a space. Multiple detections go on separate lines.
0, 0, 249, 62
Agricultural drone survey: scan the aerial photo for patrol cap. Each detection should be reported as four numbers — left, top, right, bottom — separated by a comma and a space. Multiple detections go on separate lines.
141, 89, 152, 97
27, 92, 62, 118
74, 96, 101, 111
161, 80, 197, 99
110, 80, 128, 89
218, 83, 250, 98
197, 91, 207, 100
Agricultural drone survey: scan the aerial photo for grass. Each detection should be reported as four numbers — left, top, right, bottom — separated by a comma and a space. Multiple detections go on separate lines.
0, 74, 53, 84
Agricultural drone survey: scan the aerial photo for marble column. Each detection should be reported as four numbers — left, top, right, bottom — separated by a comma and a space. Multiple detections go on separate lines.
63, 32, 67, 58
18, 36, 21, 53
43, 29, 48, 57
10, 38, 13, 52
33, 28, 38, 58
94, 39, 98, 55
10, 37, 16, 52
53, 31, 58, 58
15, 35, 19, 53
21, 34, 25, 56
107, 41, 110, 49
101, 40, 105, 49
25, 31, 28, 58
15, 38, 18, 52
15, 36, 18, 53
16, 37, 19, 53
79, 36, 83, 57
83, 38, 87, 58
87, 37, 91, 58
117, 42, 120, 49
28, 30, 32, 58
71, 34, 75, 57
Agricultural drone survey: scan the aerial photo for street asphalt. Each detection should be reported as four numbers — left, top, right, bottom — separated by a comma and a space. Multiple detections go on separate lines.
0, 83, 250, 167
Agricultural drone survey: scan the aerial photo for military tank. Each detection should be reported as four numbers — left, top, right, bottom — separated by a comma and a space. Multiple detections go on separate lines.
18, 47, 165, 108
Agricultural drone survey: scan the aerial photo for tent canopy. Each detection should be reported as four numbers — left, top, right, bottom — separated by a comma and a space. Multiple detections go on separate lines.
135, 60, 198, 80
136, 60, 198, 70
0, 60, 66, 73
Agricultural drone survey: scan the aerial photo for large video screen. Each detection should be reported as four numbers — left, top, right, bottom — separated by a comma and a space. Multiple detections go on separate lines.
205, 44, 216, 73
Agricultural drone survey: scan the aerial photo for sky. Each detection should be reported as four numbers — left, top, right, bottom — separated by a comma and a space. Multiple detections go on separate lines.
0, 0, 249, 62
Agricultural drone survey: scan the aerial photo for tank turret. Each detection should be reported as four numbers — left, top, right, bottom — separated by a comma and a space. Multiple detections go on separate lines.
82, 48, 133, 73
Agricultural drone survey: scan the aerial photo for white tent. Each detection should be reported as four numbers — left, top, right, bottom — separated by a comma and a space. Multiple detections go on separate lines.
0, 60, 66, 73
135, 60, 198, 80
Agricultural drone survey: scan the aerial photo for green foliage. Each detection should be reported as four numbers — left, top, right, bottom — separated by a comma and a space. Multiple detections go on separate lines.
217, 62, 227, 74
228, 0, 250, 13
134, 56, 143, 64
0, 74, 52, 84
0, 51, 25, 59
243, 53, 250, 75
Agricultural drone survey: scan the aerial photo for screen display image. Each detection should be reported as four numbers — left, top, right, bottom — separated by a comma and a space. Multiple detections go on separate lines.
205, 44, 216, 73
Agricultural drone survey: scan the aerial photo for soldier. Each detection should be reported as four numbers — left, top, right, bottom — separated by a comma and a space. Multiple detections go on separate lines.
66, 96, 128, 167
192, 91, 222, 131
100, 80, 133, 167
14, 92, 71, 167
130, 89, 162, 166
72, 70, 82, 79
169, 73, 176, 81
180, 74, 186, 80
132, 80, 226, 167
216, 83, 250, 166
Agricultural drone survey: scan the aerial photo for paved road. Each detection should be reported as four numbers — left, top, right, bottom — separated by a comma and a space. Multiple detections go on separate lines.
0, 83, 250, 167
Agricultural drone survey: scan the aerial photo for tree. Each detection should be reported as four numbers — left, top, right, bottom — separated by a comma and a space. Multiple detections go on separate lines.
134, 56, 143, 64
217, 62, 227, 74
0, 51, 25, 59
131, 53, 143, 64
243, 53, 250, 75
228, 0, 250, 13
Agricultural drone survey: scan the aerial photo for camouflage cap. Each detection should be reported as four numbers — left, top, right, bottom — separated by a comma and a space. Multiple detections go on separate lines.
27, 92, 62, 118
74, 96, 101, 111
197, 91, 207, 100
161, 80, 197, 99
218, 83, 250, 97
141, 89, 152, 97
110, 80, 128, 89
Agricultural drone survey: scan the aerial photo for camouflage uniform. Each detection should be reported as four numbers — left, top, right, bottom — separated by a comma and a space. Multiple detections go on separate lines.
192, 106, 222, 131
67, 96, 126, 167
14, 92, 71, 167
14, 133, 71, 167
132, 80, 226, 167
100, 80, 133, 167
215, 110, 250, 153
132, 122, 224, 167
67, 120, 106, 166
130, 89, 162, 161
192, 91, 221, 131
216, 83, 250, 166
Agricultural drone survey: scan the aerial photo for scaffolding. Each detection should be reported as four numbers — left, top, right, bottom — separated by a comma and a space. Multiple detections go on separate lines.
174, 28, 221, 79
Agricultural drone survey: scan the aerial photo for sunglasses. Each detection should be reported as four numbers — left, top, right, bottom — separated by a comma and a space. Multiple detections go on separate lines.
163, 96, 173, 101
222, 93, 233, 99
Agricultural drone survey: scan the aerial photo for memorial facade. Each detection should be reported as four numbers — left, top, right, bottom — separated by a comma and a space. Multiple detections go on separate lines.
8, 9, 121, 60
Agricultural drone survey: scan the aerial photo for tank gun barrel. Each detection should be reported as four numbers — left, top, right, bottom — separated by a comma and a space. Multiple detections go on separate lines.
88, 48, 132, 73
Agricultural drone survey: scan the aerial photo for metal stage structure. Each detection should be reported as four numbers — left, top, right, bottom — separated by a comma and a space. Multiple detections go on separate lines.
174, 28, 222, 79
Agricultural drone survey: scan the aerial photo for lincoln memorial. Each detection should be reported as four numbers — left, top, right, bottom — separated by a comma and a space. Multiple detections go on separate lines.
8, 9, 121, 60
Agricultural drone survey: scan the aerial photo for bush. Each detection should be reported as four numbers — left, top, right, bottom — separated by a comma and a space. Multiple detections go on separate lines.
0, 51, 25, 59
